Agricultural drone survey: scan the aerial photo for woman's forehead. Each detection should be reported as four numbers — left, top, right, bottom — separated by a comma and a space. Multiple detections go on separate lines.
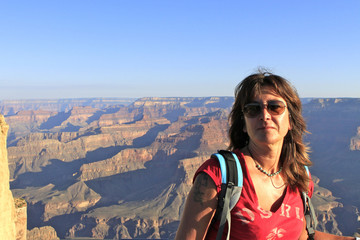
250, 86, 284, 101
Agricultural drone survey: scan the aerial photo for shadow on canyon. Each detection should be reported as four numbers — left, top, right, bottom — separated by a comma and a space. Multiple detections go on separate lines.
84, 128, 202, 207
10, 145, 128, 190
39, 112, 72, 130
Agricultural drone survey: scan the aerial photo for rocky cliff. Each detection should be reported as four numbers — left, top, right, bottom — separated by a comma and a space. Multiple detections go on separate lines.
0, 114, 16, 239
4, 97, 360, 238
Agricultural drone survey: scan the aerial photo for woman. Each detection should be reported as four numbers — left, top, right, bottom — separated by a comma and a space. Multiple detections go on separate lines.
175, 71, 356, 240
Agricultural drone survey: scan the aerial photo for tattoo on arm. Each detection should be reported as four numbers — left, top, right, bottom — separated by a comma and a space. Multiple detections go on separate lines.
193, 173, 210, 206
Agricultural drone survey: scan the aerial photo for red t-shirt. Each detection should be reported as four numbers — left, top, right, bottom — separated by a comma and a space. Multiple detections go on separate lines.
194, 149, 314, 240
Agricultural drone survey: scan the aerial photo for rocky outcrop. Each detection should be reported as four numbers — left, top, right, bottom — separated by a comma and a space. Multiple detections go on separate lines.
350, 126, 360, 150
79, 148, 156, 181
42, 181, 101, 221
27, 226, 59, 240
0, 114, 16, 239
15, 198, 27, 240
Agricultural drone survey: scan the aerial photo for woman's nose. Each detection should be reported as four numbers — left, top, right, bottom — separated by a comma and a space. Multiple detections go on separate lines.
259, 106, 271, 120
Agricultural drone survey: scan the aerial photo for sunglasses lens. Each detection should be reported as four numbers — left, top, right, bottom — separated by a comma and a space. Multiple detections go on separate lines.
268, 101, 286, 115
243, 104, 261, 118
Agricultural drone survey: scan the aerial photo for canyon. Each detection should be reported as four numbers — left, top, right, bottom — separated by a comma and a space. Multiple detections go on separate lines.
2, 97, 360, 239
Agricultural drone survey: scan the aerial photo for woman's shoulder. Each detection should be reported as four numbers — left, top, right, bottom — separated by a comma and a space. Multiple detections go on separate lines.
194, 157, 220, 179
193, 149, 247, 191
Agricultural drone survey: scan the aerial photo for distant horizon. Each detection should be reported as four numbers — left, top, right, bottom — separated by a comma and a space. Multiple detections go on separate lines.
1, 96, 360, 102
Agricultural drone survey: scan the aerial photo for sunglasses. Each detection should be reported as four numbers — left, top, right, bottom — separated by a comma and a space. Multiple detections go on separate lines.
243, 100, 287, 118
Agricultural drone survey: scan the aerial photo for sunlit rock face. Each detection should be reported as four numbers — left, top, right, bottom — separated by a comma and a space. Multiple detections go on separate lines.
0, 115, 16, 239
27, 226, 59, 240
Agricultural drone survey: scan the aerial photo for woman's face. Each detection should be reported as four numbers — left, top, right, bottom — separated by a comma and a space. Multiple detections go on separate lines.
243, 86, 291, 148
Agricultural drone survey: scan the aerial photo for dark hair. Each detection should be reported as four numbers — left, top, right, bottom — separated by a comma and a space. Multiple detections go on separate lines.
228, 70, 312, 192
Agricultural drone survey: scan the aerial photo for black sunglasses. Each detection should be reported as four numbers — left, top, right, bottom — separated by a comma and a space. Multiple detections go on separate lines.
243, 100, 287, 118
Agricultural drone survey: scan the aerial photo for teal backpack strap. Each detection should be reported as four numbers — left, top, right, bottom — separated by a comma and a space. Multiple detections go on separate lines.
303, 166, 318, 240
211, 150, 243, 240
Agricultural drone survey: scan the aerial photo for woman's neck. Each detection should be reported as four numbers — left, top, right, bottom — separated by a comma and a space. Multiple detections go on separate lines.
247, 142, 283, 172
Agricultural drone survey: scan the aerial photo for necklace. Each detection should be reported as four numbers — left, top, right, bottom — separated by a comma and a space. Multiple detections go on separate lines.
247, 146, 283, 177
270, 177, 286, 189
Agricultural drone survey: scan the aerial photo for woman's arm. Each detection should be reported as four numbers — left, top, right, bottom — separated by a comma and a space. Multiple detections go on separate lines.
175, 172, 218, 240
299, 219, 356, 240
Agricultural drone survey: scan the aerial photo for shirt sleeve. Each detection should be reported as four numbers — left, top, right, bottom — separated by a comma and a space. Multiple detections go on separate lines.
193, 158, 223, 193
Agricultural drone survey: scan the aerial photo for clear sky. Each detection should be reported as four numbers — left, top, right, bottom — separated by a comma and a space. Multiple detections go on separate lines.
1, 0, 359, 100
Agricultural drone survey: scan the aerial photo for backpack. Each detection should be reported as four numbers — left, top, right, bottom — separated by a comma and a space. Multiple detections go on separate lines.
211, 150, 318, 240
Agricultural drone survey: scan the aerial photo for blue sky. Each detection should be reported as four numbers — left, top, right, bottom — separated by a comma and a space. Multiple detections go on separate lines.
1, 0, 359, 100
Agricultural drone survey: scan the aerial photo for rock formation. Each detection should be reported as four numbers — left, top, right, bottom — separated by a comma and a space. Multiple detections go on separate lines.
350, 127, 360, 151
0, 114, 16, 239
15, 198, 27, 240
27, 226, 59, 240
